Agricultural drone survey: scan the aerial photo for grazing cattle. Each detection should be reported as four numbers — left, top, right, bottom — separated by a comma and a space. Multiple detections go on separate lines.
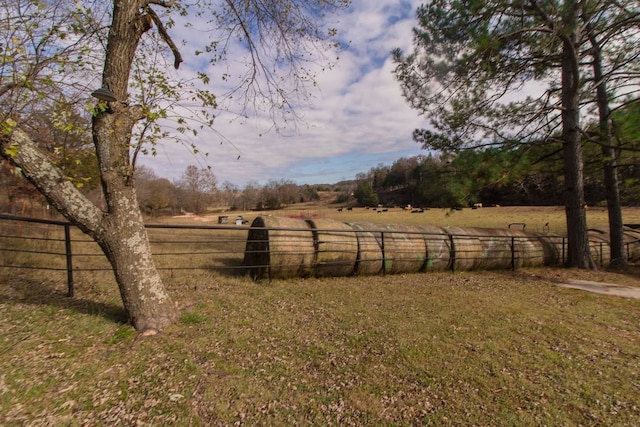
473, 203, 483, 209
337, 208, 343, 212
347, 207, 353, 211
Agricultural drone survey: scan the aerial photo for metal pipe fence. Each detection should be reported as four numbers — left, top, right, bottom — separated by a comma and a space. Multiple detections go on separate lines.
1, 214, 638, 295
0, 214, 249, 296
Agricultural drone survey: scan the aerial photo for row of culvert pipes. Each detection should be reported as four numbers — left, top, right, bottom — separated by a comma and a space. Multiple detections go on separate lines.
242, 216, 640, 280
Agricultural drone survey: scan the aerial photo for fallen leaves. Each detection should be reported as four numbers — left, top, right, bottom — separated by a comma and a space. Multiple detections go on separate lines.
1, 269, 639, 425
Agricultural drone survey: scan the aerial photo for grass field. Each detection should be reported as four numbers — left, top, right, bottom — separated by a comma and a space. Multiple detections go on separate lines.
1, 206, 640, 425
166, 203, 640, 235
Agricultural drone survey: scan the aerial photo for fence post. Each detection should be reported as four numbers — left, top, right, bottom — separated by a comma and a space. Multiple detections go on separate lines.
64, 224, 74, 297
511, 236, 516, 271
449, 234, 455, 273
267, 235, 272, 284
380, 231, 386, 276
562, 237, 566, 265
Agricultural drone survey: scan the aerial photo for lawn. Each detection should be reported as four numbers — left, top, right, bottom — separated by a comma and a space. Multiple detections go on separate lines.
1, 206, 640, 425
1, 267, 639, 425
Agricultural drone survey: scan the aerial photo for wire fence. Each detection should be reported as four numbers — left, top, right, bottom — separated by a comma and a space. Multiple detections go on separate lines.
0, 214, 249, 296
1, 214, 637, 297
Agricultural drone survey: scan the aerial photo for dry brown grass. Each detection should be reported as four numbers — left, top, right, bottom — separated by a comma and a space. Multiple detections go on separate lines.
172, 205, 640, 235
1, 266, 640, 425
1, 207, 640, 425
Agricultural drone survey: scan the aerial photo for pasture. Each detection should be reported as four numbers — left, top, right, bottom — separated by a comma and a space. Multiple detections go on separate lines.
1, 206, 639, 425
167, 204, 640, 235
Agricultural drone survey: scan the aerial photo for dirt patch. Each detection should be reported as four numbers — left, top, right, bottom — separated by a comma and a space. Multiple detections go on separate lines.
559, 279, 640, 299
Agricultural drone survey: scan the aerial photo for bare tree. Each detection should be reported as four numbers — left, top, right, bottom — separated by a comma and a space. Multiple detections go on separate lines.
135, 166, 176, 216
176, 165, 217, 214
0, 0, 348, 331
240, 180, 261, 211
220, 181, 240, 210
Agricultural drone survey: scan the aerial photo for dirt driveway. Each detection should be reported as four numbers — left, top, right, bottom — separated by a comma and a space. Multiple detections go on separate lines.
560, 279, 640, 299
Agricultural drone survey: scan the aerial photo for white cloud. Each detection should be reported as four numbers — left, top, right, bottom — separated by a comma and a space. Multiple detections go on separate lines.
138, 0, 430, 186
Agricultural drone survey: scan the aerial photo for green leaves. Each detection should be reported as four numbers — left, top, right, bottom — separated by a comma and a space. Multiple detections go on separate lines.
4, 143, 19, 158
1, 119, 20, 158
1, 118, 17, 135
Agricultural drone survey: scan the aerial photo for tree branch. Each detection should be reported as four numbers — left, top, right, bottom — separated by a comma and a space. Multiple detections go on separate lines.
0, 82, 18, 98
0, 128, 105, 233
148, 0, 175, 6
146, 7, 183, 69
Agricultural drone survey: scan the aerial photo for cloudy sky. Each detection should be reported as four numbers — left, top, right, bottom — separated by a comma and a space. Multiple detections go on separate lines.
138, 0, 431, 187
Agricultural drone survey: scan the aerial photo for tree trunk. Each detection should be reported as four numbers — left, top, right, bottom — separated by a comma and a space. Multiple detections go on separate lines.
88, 0, 178, 330
98, 201, 178, 331
0, 127, 178, 330
601, 150, 626, 268
0, 0, 179, 331
91, 104, 179, 330
601, 137, 626, 270
560, 2, 595, 269
589, 32, 627, 270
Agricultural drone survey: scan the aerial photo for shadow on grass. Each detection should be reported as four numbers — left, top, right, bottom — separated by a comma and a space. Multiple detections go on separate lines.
0, 275, 128, 324
203, 257, 252, 278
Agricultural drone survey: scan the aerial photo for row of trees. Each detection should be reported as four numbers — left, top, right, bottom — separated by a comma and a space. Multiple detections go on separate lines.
135, 165, 320, 215
8, 132, 640, 219
351, 102, 640, 209
0, 158, 323, 217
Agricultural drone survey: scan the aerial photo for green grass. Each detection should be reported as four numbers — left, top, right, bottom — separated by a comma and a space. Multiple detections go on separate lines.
1, 266, 639, 425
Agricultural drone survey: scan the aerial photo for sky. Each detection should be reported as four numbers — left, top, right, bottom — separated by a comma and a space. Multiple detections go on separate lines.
137, 0, 431, 187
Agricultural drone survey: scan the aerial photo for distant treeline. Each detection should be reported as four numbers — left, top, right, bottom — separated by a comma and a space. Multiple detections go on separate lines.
348, 146, 639, 209
2, 104, 639, 216
349, 103, 640, 209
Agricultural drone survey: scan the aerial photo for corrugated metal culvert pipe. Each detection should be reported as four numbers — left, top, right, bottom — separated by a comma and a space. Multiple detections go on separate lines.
242, 216, 640, 280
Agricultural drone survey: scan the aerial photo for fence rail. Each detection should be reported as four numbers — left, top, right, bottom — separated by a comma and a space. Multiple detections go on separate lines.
0, 214, 250, 297
1, 214, 637, 297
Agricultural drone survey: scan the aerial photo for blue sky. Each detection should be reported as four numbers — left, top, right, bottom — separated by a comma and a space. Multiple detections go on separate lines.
138, 0, 431, 187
